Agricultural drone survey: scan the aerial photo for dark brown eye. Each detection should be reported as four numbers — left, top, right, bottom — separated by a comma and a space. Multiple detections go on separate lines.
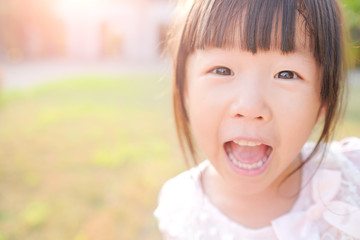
275, 71, 298, 79
212, 67, 233, 76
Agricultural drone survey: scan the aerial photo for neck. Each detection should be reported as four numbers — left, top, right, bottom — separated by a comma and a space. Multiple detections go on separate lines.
201, 156, 302, 228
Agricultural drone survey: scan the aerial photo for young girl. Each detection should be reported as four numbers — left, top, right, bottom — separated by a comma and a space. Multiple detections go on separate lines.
155, 0, 360, 239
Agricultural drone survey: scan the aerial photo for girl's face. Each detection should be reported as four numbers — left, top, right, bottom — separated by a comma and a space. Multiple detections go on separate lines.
186, 47, 322, 194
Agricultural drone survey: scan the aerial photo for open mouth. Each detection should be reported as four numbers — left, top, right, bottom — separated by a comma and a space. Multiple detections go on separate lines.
224, 140, 272, 173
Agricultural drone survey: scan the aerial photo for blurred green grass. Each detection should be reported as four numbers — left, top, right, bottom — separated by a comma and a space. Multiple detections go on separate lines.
0, 73, 358, 240
0, 74, 184, 240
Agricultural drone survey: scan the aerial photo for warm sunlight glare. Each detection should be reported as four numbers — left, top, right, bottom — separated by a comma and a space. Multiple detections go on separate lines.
57, 0, 107, 15
60, 0, 104, 7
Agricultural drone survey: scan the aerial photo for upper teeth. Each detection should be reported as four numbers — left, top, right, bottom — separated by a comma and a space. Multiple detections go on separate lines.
233, 139, 262, 147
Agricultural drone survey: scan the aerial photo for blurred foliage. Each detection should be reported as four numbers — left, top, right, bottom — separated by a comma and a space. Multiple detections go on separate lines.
336, 74, 360, 138
341, 0, 360, 67
341, 0, 360, 14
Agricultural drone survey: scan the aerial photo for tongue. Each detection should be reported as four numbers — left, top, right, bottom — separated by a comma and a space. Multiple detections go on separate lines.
229, 141, 267, 163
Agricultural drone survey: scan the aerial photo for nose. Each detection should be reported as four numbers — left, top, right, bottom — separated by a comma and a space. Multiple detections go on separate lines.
229, 78, 271, 121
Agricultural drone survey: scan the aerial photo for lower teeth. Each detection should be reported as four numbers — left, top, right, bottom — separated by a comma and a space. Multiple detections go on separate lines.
227, 144, 268, 170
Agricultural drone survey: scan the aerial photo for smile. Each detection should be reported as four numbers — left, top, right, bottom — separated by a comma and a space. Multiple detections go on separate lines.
225, 140, 273, 175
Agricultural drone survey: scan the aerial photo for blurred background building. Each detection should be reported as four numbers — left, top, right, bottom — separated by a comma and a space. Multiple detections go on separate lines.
0, 0, 173, 63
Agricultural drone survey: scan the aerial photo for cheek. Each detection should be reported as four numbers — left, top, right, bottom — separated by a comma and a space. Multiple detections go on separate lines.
275, 92, 321, 151
188, 111, 217, 159
187, 88, 225, 158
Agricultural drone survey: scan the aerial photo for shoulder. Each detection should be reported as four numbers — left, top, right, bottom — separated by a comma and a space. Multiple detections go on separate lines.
274, 138, 360, 239
307, 137, 360, 197
155, 163, 204, 209
156, 160, 208, 204
154, 161, 208, 238
303, 137, 360, 167
302, 138, 360, 238
329, 137, 360, 205
335, 137, 360, 164
326, 137, 360, 184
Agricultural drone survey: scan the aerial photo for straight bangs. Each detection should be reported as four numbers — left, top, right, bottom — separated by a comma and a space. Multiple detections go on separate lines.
181, 0, 300, 54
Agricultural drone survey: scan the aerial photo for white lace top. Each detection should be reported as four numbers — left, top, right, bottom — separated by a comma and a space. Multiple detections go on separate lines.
154, 138, 360, 240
